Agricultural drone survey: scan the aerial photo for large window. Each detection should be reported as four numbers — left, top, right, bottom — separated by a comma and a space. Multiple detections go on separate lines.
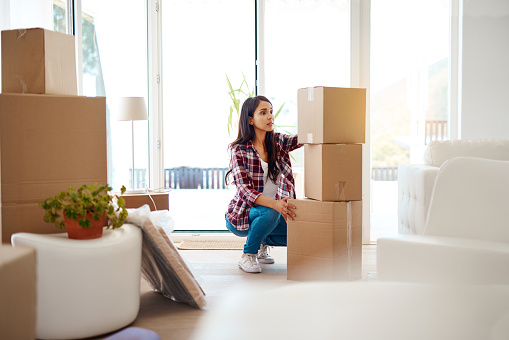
162, 0, 255, 231
46, 0, 453, 238
162, 0, 351, 231
264, 0, 351, 168
53, 0, 149, 192
370, 0, 450, 240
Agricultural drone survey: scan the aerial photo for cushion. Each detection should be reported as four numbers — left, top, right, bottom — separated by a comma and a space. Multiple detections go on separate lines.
126, 205, 206, 309
424, 139, 509, 167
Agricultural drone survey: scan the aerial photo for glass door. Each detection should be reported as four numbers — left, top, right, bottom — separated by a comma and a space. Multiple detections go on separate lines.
162, 0, 255, 231
370, 0, 450, 241
263, 0, 351, 169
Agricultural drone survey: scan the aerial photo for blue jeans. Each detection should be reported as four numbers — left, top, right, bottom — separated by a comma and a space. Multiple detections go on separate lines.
226, 205, 287, 254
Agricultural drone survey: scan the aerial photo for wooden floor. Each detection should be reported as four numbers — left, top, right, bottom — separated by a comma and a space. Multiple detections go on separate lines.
94, 245, 377, 340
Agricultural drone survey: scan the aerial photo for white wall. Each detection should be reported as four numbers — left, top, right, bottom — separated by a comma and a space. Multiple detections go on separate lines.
460, 0, 509, 139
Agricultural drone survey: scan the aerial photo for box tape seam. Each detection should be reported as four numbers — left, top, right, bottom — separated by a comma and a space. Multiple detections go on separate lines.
307, 87, 314, 101
347, 201, 352, 281
17, 29, 27, 39
15, 76, 27, 93
335, 182, 346, 201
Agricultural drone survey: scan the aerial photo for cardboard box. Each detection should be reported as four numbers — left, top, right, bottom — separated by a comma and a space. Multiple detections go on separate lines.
1, 28, 77, 95
0, 245, 36, 340
122, 192, 170, 211
287, 199, 362, 281
304, 144, 362, 201
0, 93, 107, 243
298, 86, 366, 144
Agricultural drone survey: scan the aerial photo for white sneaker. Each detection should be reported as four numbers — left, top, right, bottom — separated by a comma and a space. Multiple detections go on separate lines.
238, 253, 262, 273
257, 244, 275, 264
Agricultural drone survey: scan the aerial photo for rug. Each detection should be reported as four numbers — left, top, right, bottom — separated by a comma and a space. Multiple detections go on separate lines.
177, 240, 245, 250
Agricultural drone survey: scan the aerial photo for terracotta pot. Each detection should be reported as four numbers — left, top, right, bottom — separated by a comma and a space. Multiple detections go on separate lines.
64, 212, 106, 240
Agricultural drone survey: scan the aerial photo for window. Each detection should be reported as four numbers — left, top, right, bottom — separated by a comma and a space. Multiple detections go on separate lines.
53, 0, 67, 33
78, 0, 149, 191
370, 0, 450, 240
50, 0, 454, 239
162, 0, 351, 231
162, 0, 255, 231
264, 0, 351, 168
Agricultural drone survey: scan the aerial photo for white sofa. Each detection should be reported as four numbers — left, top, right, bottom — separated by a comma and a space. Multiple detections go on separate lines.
379, 157, 509, 285
398, 139, 509, 234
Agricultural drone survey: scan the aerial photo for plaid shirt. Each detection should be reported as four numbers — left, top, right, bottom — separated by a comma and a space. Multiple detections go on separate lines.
226, 133, 302, 231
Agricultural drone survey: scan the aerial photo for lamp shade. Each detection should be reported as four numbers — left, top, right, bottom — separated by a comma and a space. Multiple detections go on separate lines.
116, 97, 149, 121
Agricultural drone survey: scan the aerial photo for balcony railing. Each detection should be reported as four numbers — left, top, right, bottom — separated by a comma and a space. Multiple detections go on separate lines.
371, 166, 398, 181
132, 165, 400, 189
425, 120, 448, 144
164, 167, 228, 189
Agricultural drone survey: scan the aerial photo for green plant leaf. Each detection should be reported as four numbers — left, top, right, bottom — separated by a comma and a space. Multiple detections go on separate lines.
65, 209, 78, 221
79, 217, 91, 228
274, 102, 286, 119
227, 72, 256, 136
117, 197, 125, 208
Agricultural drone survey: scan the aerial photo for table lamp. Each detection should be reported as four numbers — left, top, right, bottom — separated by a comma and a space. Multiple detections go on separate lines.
116, 97, 149, 193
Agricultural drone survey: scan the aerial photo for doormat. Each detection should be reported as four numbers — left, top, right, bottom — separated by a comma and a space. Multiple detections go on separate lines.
177, 240, 245, 250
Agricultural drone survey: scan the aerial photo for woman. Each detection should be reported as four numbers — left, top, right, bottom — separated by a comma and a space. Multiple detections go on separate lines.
225, 95, 302, 273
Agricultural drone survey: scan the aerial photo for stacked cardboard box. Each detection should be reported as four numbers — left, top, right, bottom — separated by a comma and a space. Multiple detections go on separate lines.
0, 245, 36, 339
0, 28, 107, 243
287, 86, 366, 281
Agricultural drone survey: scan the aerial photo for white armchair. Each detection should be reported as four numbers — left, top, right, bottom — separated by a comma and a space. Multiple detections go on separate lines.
378, 157, 509, 284
398, 139, 509, 234
11, 224, 143, 340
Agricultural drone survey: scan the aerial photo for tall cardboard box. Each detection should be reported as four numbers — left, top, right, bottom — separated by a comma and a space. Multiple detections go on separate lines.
1, 28, 77, 95
287, 198, 362, 281
297, 86, 366, 144
304, 144, 362, 201
0, 245, 36, 339
0, 93, 107, 243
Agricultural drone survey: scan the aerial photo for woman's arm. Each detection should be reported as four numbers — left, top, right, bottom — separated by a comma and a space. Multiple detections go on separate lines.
254, 195, 296, 221
278, 133, 302, 153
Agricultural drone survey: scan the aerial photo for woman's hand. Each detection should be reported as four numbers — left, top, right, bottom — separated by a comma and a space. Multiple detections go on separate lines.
274, 197, 296, 221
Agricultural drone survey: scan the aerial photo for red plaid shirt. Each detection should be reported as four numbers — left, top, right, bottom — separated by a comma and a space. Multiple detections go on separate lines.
226, 133, 302, 231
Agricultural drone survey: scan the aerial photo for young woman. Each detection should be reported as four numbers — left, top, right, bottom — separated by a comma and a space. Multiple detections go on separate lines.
225, 95, 302, 273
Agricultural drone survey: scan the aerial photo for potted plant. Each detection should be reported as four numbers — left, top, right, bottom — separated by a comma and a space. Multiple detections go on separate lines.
226, 73, 289, 136
40, 184, 128, 240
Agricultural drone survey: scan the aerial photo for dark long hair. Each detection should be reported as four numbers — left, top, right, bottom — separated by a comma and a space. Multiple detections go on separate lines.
225, 96, 280, 185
